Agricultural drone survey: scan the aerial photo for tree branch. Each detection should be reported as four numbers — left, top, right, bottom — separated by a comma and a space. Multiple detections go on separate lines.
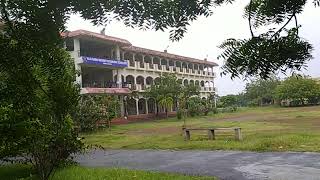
294, 14, 299, 35
271, 13, 295, 39
248, 0, 255, 37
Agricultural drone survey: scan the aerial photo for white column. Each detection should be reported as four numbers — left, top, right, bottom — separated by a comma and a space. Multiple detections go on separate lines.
115, 45, 122, 87
136, 99, 139, 115
115, 45, 120, 60
121, 52, 125, 60
145, 99, 149, 114
132, 54, 136, 67
74, 38, 82, 87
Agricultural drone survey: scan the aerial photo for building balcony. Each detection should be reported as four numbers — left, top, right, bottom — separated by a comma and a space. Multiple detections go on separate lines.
80, 56, 128, 69
83, 82, 129, 89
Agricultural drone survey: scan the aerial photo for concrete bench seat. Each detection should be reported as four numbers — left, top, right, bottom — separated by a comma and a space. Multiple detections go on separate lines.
183, 127, 242, 141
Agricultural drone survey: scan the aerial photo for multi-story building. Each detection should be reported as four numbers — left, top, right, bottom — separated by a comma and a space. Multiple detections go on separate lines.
64, 29, 218, 118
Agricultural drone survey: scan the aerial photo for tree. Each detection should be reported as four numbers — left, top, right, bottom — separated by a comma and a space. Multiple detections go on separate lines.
0, 31, 83, 180
1, 0, 319, 178
158, 95, 174, 118
0, 1, 213, 179
146, 73, 181, 117
218, 0, 319, 79
219, 95, 239, 107
74, 95, 120, 131
244, 77, 281, 106
275, 75, 320, 106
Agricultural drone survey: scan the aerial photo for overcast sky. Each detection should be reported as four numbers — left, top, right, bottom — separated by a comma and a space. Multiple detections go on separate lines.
66, 0, 320, 96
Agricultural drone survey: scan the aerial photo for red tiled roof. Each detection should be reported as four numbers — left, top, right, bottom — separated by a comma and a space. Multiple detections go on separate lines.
81, 88, 132, 95
61, 29, 132, 46
64, 29, 218, 66
122, 46, 218, 66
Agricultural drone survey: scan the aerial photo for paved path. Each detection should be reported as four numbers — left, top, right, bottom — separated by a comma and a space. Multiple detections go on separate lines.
76, 150, 320, 180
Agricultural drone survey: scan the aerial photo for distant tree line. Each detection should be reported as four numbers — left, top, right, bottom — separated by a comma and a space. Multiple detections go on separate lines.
218, 75, 320, 107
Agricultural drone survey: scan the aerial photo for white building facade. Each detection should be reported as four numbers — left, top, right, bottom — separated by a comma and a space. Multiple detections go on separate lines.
64, 30, 218, 118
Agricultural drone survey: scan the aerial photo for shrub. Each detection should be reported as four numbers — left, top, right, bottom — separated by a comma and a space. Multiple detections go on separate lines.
74, 95, 101, 132
74, 95, 121, 132
211, 107, 219, 114
177, 109, 183, 119
187, 97, 204, 117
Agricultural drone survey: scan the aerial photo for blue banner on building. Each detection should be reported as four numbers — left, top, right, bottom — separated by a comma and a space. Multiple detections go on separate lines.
81, 56, 128, 68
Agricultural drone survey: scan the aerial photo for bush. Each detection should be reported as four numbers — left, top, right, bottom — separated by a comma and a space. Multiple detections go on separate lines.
211, 107, 219, 114
74, 95, 101, 132
187, 97, 205, 117
74, 95, 120, 132
177, 110, 183, 119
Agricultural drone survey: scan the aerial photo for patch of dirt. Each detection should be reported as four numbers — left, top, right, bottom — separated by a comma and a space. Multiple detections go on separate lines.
127, 126, 181, 135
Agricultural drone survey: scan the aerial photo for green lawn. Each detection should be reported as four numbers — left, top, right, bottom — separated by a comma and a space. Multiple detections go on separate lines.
0, 164, 215, 180
84, 106, 320, 152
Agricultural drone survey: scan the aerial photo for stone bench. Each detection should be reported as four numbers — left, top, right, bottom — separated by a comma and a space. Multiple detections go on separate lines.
183, 127, 242, 141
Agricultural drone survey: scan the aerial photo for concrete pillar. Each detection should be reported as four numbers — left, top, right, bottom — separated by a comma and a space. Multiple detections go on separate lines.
115, 45, 122, 87
136, 98, 139, 115
145, 99, 149, 114
121, 52, 125, 60
74, 38, 82, 87
132, 54, 136, 67
115, 45, 121, 60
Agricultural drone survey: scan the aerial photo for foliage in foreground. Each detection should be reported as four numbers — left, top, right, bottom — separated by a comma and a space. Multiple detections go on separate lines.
0, 164, 215, 180
0, 24, 84, 180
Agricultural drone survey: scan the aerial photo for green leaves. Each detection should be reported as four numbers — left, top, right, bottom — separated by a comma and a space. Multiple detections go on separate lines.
244, 0, 306, 28
275, 75, 320, 106
219, 28, 313, 79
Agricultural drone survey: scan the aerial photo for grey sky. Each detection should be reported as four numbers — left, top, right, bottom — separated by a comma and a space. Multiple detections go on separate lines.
66, 0, 320, 96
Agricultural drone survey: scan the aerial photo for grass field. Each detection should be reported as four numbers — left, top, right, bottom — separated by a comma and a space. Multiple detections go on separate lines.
0, 164, 215, 180
84, 106, 320, 152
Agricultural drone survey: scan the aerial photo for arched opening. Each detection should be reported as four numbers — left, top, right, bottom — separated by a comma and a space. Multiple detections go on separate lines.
136, 76, 145, 90
136, 76, 145, 85
153, 57, 161, 70
205, 81, 210, 87
154, 77, 160, 85
126, 75, 135, 84
144, 56, 153, 69
189, 80, 194, 85
202, 97, 206, 101
147, 98, 155, 113
169, 60, 175, 71
200, 81, 205, 87
183, 79, 188, 86
146, 76, 153, 85
138, 98, 146, 114
124, 52, 134, 67
182, 62, 187, 70
135, 54, 144, 68
176, 61, 182, 72
195, 80, 200, 86
127, 98, 137, 115
126, 75, 135, 89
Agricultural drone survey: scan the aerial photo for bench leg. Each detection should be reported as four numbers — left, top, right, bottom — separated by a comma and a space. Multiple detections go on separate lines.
208, 130, 215, 140
235, 128, 242, 141
184, 130, 190, 141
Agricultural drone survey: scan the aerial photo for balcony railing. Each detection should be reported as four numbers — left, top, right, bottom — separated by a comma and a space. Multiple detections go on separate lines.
83, 82, 129, 88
